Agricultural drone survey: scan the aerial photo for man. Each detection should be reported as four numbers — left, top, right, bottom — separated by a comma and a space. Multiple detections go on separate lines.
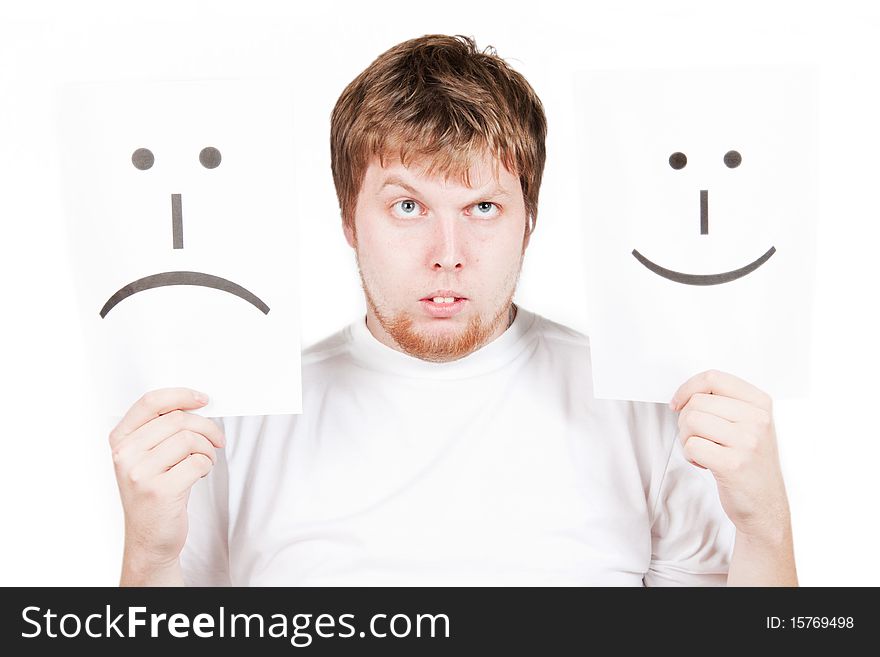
110, 35, 796, 586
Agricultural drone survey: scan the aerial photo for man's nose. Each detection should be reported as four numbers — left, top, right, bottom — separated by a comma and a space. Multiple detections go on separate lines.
430, 212, 464, 271
171, 193, 183, 249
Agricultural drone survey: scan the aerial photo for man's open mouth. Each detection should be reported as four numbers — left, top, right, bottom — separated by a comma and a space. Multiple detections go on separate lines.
419, 291, 468, 318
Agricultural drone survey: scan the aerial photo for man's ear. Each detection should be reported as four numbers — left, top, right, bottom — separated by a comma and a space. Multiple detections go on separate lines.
343, 220, 356, 249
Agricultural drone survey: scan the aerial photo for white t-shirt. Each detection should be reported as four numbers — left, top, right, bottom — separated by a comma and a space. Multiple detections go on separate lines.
181, 305, 735, 586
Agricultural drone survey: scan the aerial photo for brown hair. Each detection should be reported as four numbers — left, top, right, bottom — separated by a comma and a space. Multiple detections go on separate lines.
330, 34, 547, 238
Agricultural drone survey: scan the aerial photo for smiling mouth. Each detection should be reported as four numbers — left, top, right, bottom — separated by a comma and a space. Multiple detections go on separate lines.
100, 270, 270, 318
631, 246, 777, 285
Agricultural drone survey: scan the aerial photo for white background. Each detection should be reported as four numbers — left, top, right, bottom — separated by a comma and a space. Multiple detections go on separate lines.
1, 0, 877, 586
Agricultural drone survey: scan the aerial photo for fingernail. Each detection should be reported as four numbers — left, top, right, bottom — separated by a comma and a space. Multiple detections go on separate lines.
193, 390, 209, 404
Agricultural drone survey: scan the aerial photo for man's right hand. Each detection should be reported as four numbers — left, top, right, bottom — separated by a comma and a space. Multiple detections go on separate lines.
109, 388, 225, 586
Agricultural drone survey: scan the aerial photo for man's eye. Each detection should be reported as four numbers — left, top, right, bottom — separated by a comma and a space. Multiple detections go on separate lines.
472, 201, 499, 217
393, 200, 421, 216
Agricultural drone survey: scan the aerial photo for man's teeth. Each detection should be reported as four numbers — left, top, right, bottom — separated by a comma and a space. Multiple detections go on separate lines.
431, 297, 456, 304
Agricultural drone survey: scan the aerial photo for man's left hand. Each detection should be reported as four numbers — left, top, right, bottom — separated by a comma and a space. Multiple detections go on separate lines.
670, 369, 791, 543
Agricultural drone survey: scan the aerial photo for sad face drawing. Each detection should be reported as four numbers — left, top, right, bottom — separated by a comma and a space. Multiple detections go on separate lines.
60, 80, 301, 417
99, 145, 270, 318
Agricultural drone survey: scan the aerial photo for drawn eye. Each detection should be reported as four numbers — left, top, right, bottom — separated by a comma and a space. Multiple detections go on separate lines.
668, 152, 687, 170
199, 146, 222, 169
724, 150, 742, 168
131, 148, 154, 170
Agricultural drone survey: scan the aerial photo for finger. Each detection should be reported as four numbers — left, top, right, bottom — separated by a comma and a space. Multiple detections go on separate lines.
682, 435, 727, 472
128, 411, 225, 452
679, 392, 767, 424
670, 369, 772, 412
678, 409, 739, 447
110, 388, 209, 446
161, 453, 214, 495
135, 430, 218, 479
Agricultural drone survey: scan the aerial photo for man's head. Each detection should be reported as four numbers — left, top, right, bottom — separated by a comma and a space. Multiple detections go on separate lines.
331, 35, 547, 362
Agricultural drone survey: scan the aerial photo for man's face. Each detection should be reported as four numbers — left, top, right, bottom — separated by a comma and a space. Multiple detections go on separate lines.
345, 151, 529, 362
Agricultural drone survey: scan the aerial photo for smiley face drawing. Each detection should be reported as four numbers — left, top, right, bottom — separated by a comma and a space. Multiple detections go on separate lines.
99, 146, 271, 318
631, 149, 777, 286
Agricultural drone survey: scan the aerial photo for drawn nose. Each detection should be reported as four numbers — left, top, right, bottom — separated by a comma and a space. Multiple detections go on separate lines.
171, 193, 183, 249
700, 189, 708, 235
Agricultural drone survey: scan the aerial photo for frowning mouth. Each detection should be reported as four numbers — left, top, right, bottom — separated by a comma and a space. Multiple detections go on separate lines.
631, 246, 776, 285
100, 271, 270, 318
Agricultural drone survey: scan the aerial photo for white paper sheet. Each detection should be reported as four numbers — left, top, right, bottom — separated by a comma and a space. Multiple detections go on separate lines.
575, 67, 818, 403
57, 80, 302, 418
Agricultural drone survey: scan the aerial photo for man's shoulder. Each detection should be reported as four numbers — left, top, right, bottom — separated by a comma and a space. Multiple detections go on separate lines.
529, 310, 591, 352
301, 324, 354, 368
